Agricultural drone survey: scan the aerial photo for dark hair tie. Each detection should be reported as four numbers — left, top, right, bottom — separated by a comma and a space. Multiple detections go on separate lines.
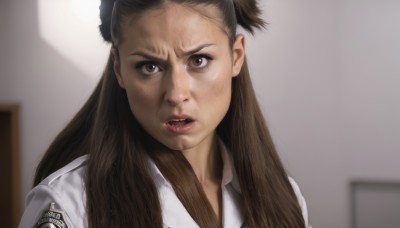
99, 0, 116, 42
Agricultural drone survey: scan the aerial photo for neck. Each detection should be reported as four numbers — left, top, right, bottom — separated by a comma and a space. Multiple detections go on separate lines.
181, 135, 222, 184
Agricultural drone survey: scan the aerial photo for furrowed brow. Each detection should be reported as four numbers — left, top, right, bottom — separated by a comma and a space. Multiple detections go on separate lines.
128, 43, 215, 60
183, 43, 215, 56
128, 51, 165, 62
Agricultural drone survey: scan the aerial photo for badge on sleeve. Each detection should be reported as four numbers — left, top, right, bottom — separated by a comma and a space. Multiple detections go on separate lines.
34, 202, 69, 228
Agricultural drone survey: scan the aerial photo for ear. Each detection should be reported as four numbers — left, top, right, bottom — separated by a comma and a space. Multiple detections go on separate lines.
111, 48, 125, 89
231, 34, 245, 77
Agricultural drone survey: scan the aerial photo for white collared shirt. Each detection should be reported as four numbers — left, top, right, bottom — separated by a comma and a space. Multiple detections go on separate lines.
19, 143, 311, 228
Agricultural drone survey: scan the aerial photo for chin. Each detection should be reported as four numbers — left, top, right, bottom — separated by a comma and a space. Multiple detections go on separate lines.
161, 137, 194, 151
164, 142, 191, 151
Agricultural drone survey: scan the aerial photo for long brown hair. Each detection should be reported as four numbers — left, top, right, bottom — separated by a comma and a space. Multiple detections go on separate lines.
34, 0, 306, 227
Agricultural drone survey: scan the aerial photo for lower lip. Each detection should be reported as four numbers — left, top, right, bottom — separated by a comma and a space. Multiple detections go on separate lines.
165, 121, 195, 134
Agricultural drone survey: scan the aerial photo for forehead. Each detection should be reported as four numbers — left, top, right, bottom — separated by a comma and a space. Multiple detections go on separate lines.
119, 3, 228, 52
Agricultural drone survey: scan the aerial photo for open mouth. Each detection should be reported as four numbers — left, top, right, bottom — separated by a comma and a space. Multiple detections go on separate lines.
166, 118, 194, 126
164, 116, 195, 133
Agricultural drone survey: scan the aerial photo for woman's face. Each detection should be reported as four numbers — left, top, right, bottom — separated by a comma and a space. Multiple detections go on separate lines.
113, 3, 245, 152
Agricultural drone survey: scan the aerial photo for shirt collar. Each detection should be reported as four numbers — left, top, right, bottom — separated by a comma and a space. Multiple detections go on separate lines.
146, 138, 243, 228
219, 138, 241, 193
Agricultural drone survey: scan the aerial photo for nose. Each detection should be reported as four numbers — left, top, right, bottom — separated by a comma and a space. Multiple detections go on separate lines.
163, 67, 191, 106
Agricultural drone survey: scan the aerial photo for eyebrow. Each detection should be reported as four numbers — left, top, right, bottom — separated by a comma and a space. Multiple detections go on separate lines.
128, 43, 215, 61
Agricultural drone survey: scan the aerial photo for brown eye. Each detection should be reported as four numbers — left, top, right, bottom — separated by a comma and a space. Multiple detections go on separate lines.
137, 62, 160, 75
189, 55, 210, 69
144, 64, 157, 72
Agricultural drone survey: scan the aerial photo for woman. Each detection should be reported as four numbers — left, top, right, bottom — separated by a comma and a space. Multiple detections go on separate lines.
20, 0, 311, 227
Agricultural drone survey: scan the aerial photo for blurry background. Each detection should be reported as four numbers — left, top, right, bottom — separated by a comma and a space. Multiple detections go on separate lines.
0, 0, 399, 227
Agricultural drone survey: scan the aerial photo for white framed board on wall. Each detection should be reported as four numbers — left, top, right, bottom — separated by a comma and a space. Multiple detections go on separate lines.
352, 181, 400, 228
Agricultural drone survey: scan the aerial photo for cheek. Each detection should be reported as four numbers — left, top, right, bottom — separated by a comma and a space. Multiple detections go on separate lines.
120, 66, 161, 107
124, 82, 158, 118
210, 78, 231, 99
209, 62, 233, 99
199, 70, 232, 112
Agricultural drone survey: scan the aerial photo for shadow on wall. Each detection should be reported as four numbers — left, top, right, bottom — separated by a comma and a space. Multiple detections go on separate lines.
0, 0, 108, 220
37, 0, 109, 78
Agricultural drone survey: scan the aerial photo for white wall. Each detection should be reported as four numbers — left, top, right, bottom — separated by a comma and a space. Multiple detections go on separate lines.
248, 0, 400, 227
338, 0, 400, 181
248, 1, 347, 227
0, 0, 104, 211
1, 0, 399, 227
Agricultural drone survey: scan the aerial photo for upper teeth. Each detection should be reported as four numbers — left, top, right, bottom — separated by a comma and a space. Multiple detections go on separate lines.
172, 119, 186, 121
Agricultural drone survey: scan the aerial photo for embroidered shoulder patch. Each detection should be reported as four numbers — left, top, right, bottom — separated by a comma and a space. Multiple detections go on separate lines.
34, 202, 69, 228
